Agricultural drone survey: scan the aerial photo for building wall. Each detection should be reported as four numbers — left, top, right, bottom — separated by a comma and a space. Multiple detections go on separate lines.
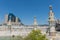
0, 25, 48, 37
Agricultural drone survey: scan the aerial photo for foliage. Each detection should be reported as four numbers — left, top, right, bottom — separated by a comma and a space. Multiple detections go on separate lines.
10, 29, 48, 40
24, 29, 48, 40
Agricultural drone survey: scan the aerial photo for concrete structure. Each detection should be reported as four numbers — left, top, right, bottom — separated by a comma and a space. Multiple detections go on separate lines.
0, 5, 60, 40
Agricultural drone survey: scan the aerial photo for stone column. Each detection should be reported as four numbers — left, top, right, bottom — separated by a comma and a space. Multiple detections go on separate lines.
5, 14, 8, 24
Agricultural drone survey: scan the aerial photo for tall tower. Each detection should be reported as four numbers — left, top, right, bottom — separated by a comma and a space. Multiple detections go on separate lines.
33, 16, 38, 30
5, 14, 8, 24
16, 17, 18, 23
48, 5, 55, 26
33, 16, 38, 25
48, 5, 56, 36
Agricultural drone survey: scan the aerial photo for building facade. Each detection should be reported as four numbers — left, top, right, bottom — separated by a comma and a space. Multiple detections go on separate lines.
0, 5, 60, 40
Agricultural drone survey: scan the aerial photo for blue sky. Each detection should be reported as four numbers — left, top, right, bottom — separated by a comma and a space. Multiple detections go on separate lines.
0, 0, 60, 25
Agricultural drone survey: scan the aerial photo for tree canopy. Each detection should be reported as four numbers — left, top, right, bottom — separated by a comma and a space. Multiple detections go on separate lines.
24, 29, 48, 40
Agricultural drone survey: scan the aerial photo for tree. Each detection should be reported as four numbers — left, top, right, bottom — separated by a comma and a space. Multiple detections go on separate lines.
24, 29, 48, 40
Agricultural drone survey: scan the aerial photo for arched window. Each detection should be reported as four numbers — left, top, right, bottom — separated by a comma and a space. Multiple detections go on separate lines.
8, 13, 16, 22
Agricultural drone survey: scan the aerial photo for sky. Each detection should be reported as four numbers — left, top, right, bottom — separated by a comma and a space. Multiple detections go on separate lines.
0, 0, 60, 25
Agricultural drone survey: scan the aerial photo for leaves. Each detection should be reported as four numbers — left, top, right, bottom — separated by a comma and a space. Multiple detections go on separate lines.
10, 29, 48, 40
24, 29, 48, 40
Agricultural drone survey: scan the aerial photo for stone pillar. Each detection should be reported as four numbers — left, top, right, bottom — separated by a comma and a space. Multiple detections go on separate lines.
16, 17, 18, 23
33, 16, 38, 25
5, 14, 8, 24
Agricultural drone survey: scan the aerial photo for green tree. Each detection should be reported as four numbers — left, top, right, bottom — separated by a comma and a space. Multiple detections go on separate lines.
24, 29, 48, 40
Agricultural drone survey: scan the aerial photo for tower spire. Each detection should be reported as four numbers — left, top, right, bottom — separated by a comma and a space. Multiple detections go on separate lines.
49, 5, 52, 10
48, 5, 56, 39
33, 16, 38, 30
49, 5, 53, 13
49, 5, 55, 24
33, 16, 38, 25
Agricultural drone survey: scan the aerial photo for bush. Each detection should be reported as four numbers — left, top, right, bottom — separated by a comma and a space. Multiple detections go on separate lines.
24, 29, 48, 40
